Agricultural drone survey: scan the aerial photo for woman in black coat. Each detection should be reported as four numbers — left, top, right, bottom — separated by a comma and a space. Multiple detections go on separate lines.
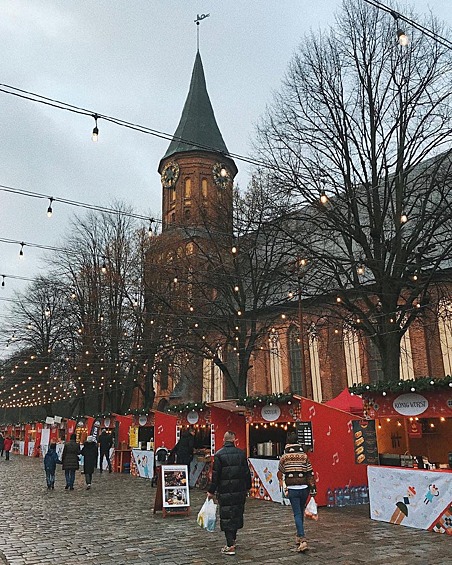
207, 430, 251, 556
81, 435, 98, 490
61, 433, 80, 490
171, 429, 194, 466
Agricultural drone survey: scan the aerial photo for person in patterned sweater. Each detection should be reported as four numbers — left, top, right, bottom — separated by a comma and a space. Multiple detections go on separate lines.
277, 432, 316, 553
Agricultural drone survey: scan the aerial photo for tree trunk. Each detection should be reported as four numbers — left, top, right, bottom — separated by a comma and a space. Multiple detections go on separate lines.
379, 332, 401, 382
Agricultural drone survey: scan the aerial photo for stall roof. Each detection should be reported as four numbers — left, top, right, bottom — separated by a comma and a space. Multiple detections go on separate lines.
325, 388, 364, 416
207, 400, 246, 414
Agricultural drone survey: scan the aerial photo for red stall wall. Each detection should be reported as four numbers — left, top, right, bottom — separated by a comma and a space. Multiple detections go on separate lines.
300, 397, 368, 506
210, 406, 247, 453
154, 411, 177, 450
113, 414, 133, 447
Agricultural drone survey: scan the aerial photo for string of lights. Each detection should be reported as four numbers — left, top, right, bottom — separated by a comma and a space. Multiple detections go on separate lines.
363, 0, 452, 50
0, 83, 271, 171
0, 184, 156, 223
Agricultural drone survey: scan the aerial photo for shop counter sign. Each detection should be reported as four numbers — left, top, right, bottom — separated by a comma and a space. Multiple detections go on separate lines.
261, 404, 281, 422
408, 420, 422, 439
187, 410, 199, 425
352, 420, 378, 465
393, 393, 428, 417
296, 422, 313, 451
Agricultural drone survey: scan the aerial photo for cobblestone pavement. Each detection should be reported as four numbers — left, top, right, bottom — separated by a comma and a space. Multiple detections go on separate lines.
0, 455, 450, 565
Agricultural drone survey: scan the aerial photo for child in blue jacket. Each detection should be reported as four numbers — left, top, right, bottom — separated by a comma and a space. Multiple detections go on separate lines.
44, 443, 62, 490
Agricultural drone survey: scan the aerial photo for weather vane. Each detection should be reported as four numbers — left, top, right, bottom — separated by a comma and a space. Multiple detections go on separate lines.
194, 13, 210, 50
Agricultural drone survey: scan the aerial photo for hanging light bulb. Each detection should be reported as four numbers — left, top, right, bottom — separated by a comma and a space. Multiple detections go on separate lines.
320, 191, 328, 204
397, 29, 409, 46
47, 197, 54, 218
91, 114, 99, 142
19, 242, 25, 259
231, 246, 237, 254
1, 275, 5, 288
101, 259, 107, 273
401, 212, 408, 224
357, 264, 365, 276
45, 303, 51, 318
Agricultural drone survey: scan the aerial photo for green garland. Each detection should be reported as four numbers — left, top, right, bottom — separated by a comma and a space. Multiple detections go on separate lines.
167, 401, 208, 413
125, 409, 149, 416
349, 375, 452, 396
237, 392, 294, 408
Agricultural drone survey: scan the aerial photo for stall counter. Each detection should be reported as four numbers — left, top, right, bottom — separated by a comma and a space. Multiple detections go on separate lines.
368, 465, 452, 535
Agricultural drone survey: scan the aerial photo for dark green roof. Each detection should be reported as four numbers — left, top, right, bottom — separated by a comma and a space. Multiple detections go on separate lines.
162, 51, 229, 162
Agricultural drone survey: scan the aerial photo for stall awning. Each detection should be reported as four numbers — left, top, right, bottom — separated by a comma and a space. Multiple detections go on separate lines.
325, 388, 364, 416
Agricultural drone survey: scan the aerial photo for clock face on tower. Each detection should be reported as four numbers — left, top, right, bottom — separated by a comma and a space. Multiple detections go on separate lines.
161, 161, 180, 188
212, 162, 232, 189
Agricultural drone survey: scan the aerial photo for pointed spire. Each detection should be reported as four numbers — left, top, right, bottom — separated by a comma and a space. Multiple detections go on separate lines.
162, 51, 229, 161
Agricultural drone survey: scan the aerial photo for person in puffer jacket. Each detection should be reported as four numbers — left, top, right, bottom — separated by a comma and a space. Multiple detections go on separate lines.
278, 432, 317, 553
44, 443, 62, 490
207, 430, 251, 556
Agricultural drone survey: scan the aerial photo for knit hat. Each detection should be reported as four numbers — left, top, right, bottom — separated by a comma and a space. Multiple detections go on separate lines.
87, 436, 94, 442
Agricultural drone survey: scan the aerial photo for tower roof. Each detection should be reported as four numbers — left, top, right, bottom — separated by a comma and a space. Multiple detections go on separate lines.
161, 51, 229, 164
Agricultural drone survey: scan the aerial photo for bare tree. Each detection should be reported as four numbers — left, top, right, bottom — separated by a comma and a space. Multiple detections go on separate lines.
255, 0, 452, 382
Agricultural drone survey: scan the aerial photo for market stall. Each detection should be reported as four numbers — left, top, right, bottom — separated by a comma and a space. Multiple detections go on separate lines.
128, 410, 177, 479
239, 394, 368, 507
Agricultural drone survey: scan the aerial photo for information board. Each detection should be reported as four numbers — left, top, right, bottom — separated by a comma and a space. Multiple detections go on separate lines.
352, 420, 378, 464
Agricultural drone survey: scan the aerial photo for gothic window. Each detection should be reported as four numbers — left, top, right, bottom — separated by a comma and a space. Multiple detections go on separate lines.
202, 358, 212, 402
308, 324, 322, 402
343, 322, 362, 386
202, 178, 208, 198
367, 338, 383, 384
171, 212, 175, 223
288, 325, 302, 394
184, 208, 191, 220
438, 299, 452, 375
400, 325, 414, 381
185, 178, 191, 198
213, 346, 224, 401
171, 187, 176, 202
269, 329, 283, 393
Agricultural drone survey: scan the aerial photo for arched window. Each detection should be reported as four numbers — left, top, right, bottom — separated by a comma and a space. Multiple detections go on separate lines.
438, 299, 452, 375
202, 178, 208, 198
269, 329, 283, 393
308, 324, 322, 402
171, 212, 175, 223
171, 187, 176, 201
288, 326, 302, 394
202, 358, 212, 402
400, 326, 414, 381
213, 346, 224, 401
343, 323, 362, 386
185, 178, 191, 198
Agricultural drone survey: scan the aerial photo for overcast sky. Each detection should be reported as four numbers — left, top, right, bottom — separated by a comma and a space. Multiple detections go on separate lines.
0, 0, 451, 349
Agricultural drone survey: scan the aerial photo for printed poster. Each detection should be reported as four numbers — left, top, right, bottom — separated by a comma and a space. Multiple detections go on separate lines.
352, 420, 378, 465
161, 464, 190, 508
368, 466, 452, 535
131, 449, 154, 479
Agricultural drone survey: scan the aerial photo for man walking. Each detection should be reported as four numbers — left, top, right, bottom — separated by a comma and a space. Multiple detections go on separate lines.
0, 432, 4, 457
207, 430, 251, 556
98, 429, 113, 473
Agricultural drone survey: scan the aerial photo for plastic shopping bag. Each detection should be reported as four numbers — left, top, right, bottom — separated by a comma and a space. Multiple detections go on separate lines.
197, 497, 217, 532
304, 496, 319, 521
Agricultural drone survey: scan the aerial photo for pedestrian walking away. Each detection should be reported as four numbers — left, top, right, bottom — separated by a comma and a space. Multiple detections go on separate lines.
207, 430, 251, 556
81, 435, 98, 489
169, 427, 194, 474
3, 436, 13, 461
61, 433, 80, 490
43, 442, 62, 490
98, 429, 113, 473
0, 432, 4, 457
277, 431, 317, 553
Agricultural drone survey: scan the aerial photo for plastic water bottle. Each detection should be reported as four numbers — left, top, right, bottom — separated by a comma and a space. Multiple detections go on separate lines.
333, 488, 339, 506
326, 488, 334, 508
350, 486, 357, 505
337, 487, 345, 507
360, 485, 368, 504
343, 486, 351, 506
363, 485, 369, 504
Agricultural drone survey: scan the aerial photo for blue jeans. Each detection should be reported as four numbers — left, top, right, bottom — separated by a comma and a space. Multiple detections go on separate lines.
65, 469, 76, 488
288, 488, 310, 537
45, 470, 56, 487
